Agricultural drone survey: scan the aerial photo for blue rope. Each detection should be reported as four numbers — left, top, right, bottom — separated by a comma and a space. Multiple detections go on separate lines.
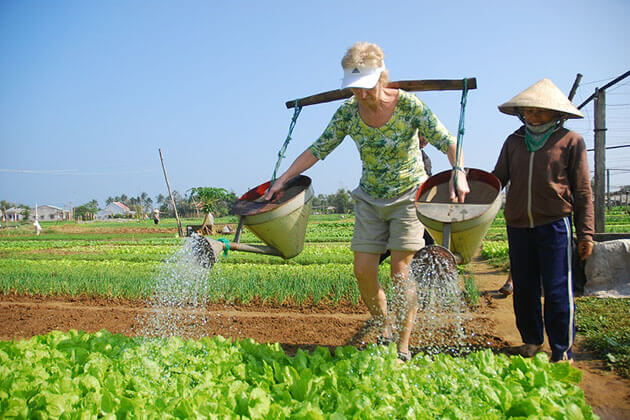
270, 100, 303, 187
454, 78, 469, 189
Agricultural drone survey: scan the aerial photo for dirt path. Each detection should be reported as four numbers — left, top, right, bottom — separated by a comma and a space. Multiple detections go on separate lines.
467, 261, 630, 420
1, 260, 628, 419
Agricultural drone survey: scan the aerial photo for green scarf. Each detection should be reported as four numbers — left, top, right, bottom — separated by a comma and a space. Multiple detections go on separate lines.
523, 120, 562, 152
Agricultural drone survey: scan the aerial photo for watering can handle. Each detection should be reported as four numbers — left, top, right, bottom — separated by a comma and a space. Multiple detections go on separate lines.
451, 78, 470, 202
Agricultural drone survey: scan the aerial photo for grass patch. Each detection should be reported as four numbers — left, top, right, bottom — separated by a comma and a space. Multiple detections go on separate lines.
462, 274, 480, 307
576, 297, 630, 378
480, 240, 509, 269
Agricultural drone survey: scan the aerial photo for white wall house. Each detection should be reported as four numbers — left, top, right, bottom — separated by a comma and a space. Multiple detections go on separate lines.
95, 202, 133, 219
31, 205, 69, 221
5, 207, 26, 222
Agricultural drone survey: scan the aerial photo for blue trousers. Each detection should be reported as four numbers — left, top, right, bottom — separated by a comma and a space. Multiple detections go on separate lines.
507, 217, 575, 362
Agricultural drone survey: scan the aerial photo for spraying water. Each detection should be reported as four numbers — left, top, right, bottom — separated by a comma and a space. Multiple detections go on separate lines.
352, 246, 476, 356
406, 245, 473, 356
134, 237, 217, 339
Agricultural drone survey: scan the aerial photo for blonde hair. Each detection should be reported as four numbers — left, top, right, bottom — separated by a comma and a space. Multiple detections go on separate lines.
341, 42, 389, 86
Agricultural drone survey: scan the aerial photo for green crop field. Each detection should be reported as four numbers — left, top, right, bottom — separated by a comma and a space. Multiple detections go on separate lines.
1, 210, 627, 417
0, 217, 372, 303
0, 330, 596, 419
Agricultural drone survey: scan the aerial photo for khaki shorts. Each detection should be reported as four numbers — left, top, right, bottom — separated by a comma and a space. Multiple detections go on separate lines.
350, 186, 425, 254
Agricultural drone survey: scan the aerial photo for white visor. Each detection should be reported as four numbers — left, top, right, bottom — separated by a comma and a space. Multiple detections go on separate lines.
341, 64, 386, 89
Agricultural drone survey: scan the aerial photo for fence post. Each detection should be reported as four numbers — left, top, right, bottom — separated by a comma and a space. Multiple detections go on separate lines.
594, 88, 606, 232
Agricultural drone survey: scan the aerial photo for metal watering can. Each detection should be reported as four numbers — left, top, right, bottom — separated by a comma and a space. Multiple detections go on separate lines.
190, 175, 314, 268
414, 168, 502, 266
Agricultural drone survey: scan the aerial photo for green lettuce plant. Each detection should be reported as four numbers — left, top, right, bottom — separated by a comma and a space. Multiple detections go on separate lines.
0, 330, 598, 419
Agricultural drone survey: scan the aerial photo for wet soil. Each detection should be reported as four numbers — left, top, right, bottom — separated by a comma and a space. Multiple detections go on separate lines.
1, 260, 628, 419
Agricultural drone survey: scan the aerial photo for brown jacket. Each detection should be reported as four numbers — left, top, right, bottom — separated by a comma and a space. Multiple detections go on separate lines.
492, 126, 594, 241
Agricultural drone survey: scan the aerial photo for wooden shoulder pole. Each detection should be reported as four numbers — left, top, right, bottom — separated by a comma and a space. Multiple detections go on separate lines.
285, 78, 477, 109
159, 148, 184, 237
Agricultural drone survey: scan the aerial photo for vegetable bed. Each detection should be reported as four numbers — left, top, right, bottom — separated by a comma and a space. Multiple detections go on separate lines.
1, 330, 597, 419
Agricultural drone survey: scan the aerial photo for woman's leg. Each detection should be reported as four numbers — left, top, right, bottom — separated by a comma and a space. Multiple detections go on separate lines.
390, 250, 417, 355
354, 251, 392, 338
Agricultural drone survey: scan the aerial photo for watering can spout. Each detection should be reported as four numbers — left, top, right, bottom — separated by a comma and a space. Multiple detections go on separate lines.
190, 234, 285, 268
412, 244, 459, 283
190, 234, 224, 269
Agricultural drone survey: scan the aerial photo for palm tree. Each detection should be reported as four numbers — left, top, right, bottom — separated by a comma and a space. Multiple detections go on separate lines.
144, 197, 153, 214
188, 187, 231, 232
139, 192, 149, 213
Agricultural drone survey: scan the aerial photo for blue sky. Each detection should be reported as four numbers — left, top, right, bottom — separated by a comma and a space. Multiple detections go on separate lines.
1, 0, 629, 209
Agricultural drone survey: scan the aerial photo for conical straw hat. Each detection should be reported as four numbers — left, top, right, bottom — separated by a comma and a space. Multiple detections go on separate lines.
498, 78, 584, 119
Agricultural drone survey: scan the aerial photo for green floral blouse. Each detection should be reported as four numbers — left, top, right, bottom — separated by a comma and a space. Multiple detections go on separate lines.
309, 90, 455, 199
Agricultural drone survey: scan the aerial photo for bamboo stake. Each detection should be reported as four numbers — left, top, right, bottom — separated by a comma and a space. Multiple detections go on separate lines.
159, 148, 184, 237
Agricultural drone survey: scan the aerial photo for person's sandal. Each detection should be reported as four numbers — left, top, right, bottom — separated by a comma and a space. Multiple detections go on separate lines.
508, 343, 543, 358
397, 351, 411, 362
499, 279, 513, 296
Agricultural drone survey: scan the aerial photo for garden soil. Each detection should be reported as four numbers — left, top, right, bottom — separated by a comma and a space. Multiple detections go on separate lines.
1, 258, 628, 419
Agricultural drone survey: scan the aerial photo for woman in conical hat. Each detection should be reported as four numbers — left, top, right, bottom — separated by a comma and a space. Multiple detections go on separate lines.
492, 78, 594, 363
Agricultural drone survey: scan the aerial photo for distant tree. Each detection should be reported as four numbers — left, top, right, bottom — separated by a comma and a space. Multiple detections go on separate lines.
144, 197, 153, 214
74, 200, 99, 220
312, 194, 328, 211
22, 207, 31, 222
330, 189, 352, 214
0, 200, 8, 221
155, 194, 166, 208
162, 190, 194, 218
106, 195, 131, 206
188, 187, 236, 230
129, 203, 144, 218
158, 193, 173, 216
137, 192, 152, 214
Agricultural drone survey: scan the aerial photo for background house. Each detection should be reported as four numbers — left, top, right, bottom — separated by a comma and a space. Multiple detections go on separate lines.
30, 205, 70, 221
95, 202, 133, 219
5, 207, 26, 222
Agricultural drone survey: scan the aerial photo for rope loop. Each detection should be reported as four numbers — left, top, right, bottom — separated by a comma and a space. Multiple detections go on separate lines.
454, 78, 469, 189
